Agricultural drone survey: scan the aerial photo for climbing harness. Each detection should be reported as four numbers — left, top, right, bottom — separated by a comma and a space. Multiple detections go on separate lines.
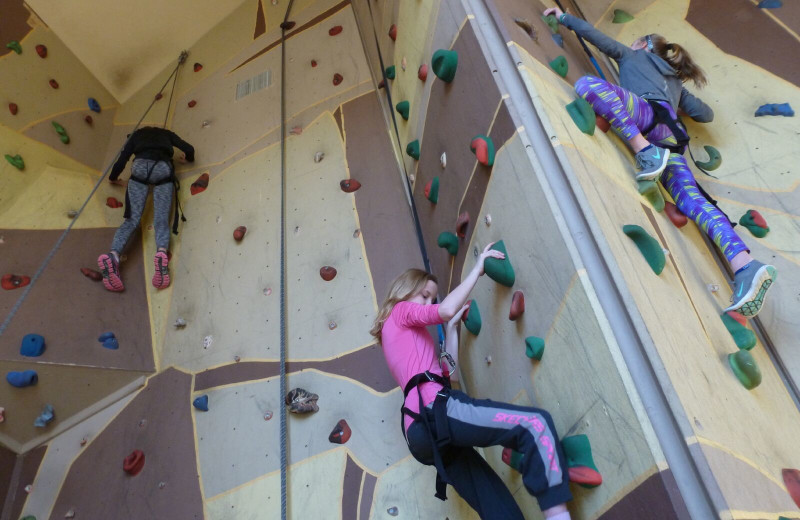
127, 158, 187, 236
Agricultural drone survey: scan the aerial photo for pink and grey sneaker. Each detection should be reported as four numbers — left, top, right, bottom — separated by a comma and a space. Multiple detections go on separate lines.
97, 253, 124, 292
152, 251, 171, 289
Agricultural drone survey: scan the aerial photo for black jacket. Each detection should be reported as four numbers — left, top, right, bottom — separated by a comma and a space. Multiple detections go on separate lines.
110, 127, 195, 180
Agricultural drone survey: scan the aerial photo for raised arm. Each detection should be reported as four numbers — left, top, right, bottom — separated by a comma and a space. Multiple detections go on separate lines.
544, 7, 632, 62
169, 131, 195, 162
437, 242, 504, 321
679, 88, 714, 123
109, 134, 136, 181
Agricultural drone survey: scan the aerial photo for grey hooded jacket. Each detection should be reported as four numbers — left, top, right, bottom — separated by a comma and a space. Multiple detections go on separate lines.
561, 14, 713, 123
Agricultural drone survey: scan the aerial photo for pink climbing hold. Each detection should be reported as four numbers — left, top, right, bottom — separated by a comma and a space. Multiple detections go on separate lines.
329, 419, 352, 444
123, 450, 145, 476
35, 44, 47, 58
329, 25, 343, 36
84, 115, 93, 125
333, 73, 343, 86
8, 103, 18, 115
509, 290, 525, 321
80, 267, 102, 281
320, 266, 337, 281
191, 173, 209, 195
106, 197, 123, 209
188, 100, 197, 108
388, 24, 397, 41
2, 274, 30, 290
49, 79, 59, 89
233, 226, 247, 241
664, 201, 687, 228
290, 126, 302, 135
340, 179, 361, 193
418, 64, 428, 81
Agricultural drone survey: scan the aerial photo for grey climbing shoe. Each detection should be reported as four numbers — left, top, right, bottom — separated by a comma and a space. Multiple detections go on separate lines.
634, 145, 670, 181
724, 260, 777, 318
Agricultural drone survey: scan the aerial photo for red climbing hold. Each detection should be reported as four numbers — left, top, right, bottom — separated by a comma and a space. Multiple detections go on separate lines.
388, 24, 397, 41
1, 274, 31, 290
233, 226, 247, 242
456, 211, 469, 238
85, 115, 93, 125
664, 201, 687, 228
80, 267, 102, 281
782, 468, 800, 508
280, 21, 296, 30
340, 179, 361, 193
418, 64, 428, 82
8, 103, 18, 115
328, 419, 352, 444
191, 173, 209, 195
333, 73, 343, 86
320, 266, 337, 281
568, 466, 604, 487
188, 100, 197, 108
726, 310, 747, 327
35, 44, 47, 58
106, 197, 123, 209
595, 115, 610, 133
377, 79, 385, 89
49, 79, 59, 89
123, 450, 145, 476
746, 209, 768, 229
329, 25, 343, 36
461, 300, 472, 322
311, 59, 317, 67
509, 290, 525, 321
193, 62, 203, 72
155, 93, 163, 101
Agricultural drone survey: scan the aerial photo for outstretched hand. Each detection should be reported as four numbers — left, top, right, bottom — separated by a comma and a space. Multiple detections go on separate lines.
176, 152, 188, 164
543, 6, 564, 19
477, 241, 505, 276
108, 178, 125, 186
447, 303, 469, 329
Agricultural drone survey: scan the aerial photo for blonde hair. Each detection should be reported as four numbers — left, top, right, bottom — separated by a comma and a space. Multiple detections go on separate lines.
650, 34, 707, 88
369, 268, 438, 343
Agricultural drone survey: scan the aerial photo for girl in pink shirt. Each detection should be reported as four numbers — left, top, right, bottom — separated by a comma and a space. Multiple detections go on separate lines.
371, 244, 573, 520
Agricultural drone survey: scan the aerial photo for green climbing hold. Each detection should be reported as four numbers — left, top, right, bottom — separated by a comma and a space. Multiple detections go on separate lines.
484, 240, 515, 287
425, 177, 439, 203
622, 224, 665, 275
728, 350, 762, 390
739, 209, 770, 238
694, 145, 722, 171
437, 232, 458, 256
385, 65, 396, 80
20, 516, 36, 520
406, 140, 420, 160
469, 134, 495, 167
431, 49, 458, 83
541, 14, 559, 34
549, 56, 568, 78
566, 98, 596, 136
612, 9, 634, 23
59, 134, 70, 144
463, 299, 482, 335
6, 41, 22, 54
396, 100, 410, 121
525, 336, 545, 361
637, 180, 665, 212
562, 434, 603, 489
720, 312, 756, 350
4, 154, 24, 170
52, 121, 67, 135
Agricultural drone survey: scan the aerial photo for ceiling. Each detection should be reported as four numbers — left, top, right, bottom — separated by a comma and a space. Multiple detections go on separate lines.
26, 0, 251, 102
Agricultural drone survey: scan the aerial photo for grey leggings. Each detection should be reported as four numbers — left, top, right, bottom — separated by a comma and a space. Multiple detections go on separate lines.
111, 159, 174, 253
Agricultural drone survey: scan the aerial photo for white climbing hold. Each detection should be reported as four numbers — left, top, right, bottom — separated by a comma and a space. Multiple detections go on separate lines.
401, 57, 407, 71
264, 410, 273, 420
234, 355, 241, 362
264, 287, 272, 296
272, 0, 277, 4
216, 215, 222, 224
473, 246, 479, 257
203, 335, 213, 349
24, 484, 32, 493
67, 210, 78, 218
707, 283, 720, 293
484, 214, 492, 226
440, 152, 446, 168
387, 507, 398, 516
173, 318, 187, 328
202, 120, 211, 128
408, 173, 415, 183
158, 481, 166, 489
485, 355, 492, 364
65, 509, 75, 518
353, 229, 361, 238
328, 321, 337, 330
80, 437, 88, 447
314, 151, 325, 163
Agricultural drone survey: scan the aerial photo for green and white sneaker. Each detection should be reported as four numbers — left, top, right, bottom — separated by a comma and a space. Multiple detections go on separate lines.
634, 145, 670, 181
724, 260, 777, 318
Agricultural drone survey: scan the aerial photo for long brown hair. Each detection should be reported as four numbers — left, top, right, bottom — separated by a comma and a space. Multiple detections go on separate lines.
369, 269, 438, 343
650, 34, 707, 88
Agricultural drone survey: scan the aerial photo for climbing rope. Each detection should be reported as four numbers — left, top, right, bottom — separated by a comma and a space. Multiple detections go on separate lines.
0, 53, 187, 338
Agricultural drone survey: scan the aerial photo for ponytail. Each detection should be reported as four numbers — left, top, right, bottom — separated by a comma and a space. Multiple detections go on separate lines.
651, 34, 707, 88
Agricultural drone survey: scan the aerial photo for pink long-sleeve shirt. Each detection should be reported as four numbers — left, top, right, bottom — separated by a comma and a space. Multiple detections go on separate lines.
381, 301, 446, 432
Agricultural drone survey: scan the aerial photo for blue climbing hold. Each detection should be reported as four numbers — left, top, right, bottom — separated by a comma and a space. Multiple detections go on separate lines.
755, 103, 793, 117
98, 331, 115, 342
20, 334, 46, 357
757, 0, 782, 8
98, 332, 119, 349
7, 370, 38, 388
551, 33, 564, 48
34, 404, 55, 427
88, 97, 101, 113
193, 395, 209, 411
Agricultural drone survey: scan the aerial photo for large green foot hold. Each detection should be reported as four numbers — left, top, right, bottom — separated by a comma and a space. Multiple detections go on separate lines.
470, 134, 495, 167
728, 350, 762, 390
462, 299, 482, 335
638, 180, 665, 212
406, 140, 420, 160
695, 145, 722, 171
384, 65, 396, 80
5, 154, 25, 170
612, 9, 634, 23
395, 100, 410, 120
425, 177, 439, 203
566, 98, 596, 136
623, 224, 665, 275
502, 447, 524, 471
484, 240, 515, 287
549, 55, 568, 78
562, 434, 603, 488
541, 14, 559, 34
6, 41, 22, 54
432, 49, 458, 83
739, 209, 770, 238
721, 311, 756, 350
525, 336, 545, 361
437, 231, 458, 256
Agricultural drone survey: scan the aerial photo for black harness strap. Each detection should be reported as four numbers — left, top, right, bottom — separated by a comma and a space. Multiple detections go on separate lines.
125, 159, 187, 235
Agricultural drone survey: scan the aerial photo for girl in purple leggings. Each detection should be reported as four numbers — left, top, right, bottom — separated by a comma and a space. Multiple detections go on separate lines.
544, 6, 776, 318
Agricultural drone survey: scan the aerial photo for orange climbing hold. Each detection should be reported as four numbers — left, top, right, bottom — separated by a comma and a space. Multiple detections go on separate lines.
188, 100, 197, 108
388, 24, 397, 41
320, 266, 337, 281
123, 450, 145, 476
2, 274, 30, 290
340, 179, 361, 193
783, 468, 800, 508
8, 103, 18, 115
329, 25, 343, 36
35, 44, 47, 58
456, 211, 469, 238
191, 173, 209, 195
106, 197, 123, 209
49, 79, 59, 89
509, 290, 525, 321
664, 201, 687, 228
418, 64, 428, 81
328, 419, 351, 444
80, 267, 102, 281
333, 73, 343, 86
233, 226, 247, 242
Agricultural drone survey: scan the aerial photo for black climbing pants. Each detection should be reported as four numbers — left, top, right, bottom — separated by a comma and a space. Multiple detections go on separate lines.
405, 390, 572, 519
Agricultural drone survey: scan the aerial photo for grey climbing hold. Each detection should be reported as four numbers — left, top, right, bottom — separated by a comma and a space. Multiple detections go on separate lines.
387, 507, 398, 516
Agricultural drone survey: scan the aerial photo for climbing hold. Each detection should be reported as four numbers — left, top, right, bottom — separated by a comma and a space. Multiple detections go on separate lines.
694, 145, 721, 171
622, 225, 665, 275
595, 114, 610, 133
551, 33, 564, 48
155, 93, 163, 101
67, 210, 79, 219
4, 154, 24, 170
65, 509, 75, 518
418, 64, 428, 81
0, 408, 4, 423
88, 98, 101, 113
462, 299, 482, 335
193, 395, 209, 411
755, 103, 794, 117
541, 14, 559, 34
456, 212, 469, 238
728, 350, 761, 389
782, 469, 800, 508
638, 180, 665, 212
612, 9, 634, 23
431, 49, 458, 82
385, 65, 396, 80
425, 177, 439, 203
388, 24, 397, 41
193, 62, 203, 72
470, 135, 495, 167
513, 18, 537, 41
525, 336, 545, 360
85, 115, 93, 125
2, 274, 30, 290
739, 209, 769, 238
80, 267, 102, 281
20, 334, 46, 357
329, 25, 343, 36
280, 21, 296, 30
188, 100, 197, 108
8, 103, 18, 115
233, 226, 247, 242
333, 73, 343, 86
34, 404, 55, 428
6, 370, 38, 388
174, 318, 187, 328
664, 201, 688, 228
401, 57, 407, 71
377, 79, 385, 89
106, 197, 123, 209
328, 321, 337, 330
285, 388, 319, 413
406, 140, 420, 160
566, 98, 596, 135
123, 450, 146, 476
35, 44, 47, 58
502, 447, 524, 471
98, 332, 119, 350
329, 419, 352, 444
484, 240, 515, 287
314, 151, 325, 163
340, 179, 361, 193
49, 79, 59, 89
320, 266, 337, 281
395, 101, 410, 121
549, 56, 568, 78
484, 214, 492, 226
509, 291, 525, 321
191, 173, 210, 195
290, 126, 302, 135
387, 507, 399, 517
721, 312, 757, 350
6, 41, 22, 54
562, 435, 603, 488
437, 232, 459, 256
758, 0, 783, 8
52, 121, 70, 144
